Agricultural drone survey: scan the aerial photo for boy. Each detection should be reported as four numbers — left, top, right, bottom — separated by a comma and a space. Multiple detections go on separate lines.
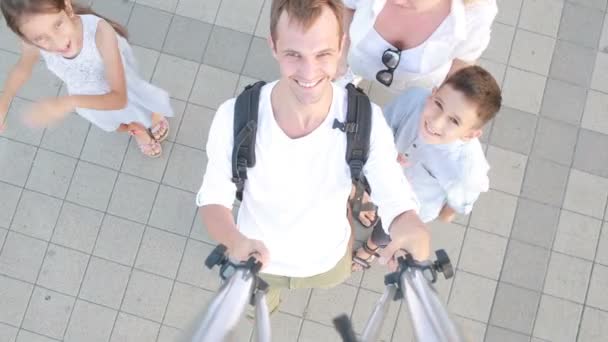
352, 65, 502, 270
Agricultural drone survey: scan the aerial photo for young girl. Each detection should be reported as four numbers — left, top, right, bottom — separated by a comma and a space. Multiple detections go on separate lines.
0, 0, 173, 157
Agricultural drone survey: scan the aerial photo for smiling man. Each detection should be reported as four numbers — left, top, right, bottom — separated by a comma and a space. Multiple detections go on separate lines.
196, 0, 429, 313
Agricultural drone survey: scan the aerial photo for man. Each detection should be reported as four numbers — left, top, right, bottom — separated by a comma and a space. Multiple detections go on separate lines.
196, 0, 429, 313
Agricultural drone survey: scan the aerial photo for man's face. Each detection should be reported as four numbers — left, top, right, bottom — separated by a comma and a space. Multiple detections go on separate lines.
270, 6, 343, 105
418, 84, 483, 145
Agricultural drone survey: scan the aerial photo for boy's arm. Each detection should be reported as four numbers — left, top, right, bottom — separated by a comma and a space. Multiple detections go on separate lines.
0, 42, 39, 129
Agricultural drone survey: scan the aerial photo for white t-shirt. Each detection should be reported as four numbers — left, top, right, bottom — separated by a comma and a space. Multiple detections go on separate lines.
384, 87, 489, 222
196, 81, 419, 277
343, 0, 497, 90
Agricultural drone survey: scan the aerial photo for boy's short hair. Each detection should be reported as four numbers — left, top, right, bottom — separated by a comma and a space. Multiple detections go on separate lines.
270, 0, 344, 43
441, 65, 502, 127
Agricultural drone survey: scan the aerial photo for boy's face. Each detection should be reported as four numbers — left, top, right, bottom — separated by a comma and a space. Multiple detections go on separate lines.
419, 84, 483, 145
269, 6, 344, 105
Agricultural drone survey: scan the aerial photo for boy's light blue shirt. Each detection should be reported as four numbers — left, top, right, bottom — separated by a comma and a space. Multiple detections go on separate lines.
383, 87, 490, 222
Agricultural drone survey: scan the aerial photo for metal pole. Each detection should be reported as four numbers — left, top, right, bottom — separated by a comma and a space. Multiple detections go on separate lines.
254, 291, 272, 342
360, 284, 398, 342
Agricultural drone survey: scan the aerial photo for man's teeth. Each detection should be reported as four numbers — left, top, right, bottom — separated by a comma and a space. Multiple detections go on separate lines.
297, 80, 318, 88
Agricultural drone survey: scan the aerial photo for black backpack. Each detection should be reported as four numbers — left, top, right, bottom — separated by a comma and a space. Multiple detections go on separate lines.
230, 81, 372, 211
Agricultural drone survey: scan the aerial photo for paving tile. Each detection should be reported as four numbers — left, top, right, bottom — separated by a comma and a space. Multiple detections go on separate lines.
540, 78, 587, 125
0, 275, 34, 326
298, 319, 342, 342
509, 29, 555, 75
531, 117, 578, 166
175, 103, 215, 150
93, 215, 145, 266
175, 0, 220, 24
203, 26, 252, 73
521, 158, 570, 206
92, 0, 134, 26
550, 40, 595, 87
215, 0, 264, 34
157, 325, 183, 342
163, 282, 214, 329
149, 185, 196, 236
166, 98, 187, 143
0, 16, 20, 53
243, 37, 281, 81
0, 232, 46, 283
18, 62, 62, 101
533, 294, 583, 342
305, 284, 358, 325
40, 113, 89, 158
360, 262, 391, 294
130, 45, 160, 82
501, 240, 551, 291
162, 15, 211, 62
22, 287, 75, 339
121, 270, 173, 322
110, 312, 160, 342
134, 227, 186, 278
486, 146, 527, 196
0, 323, 17, 342
469, 190, 518, 238
80, 127, 129, 170
586, 263, 608, 312
0, 138, 36, 187
37, 244, 88, 296
391, 302, 415, 342
476, 59, 507, 86
163, 144, 206, 192
12, 190, 62, 241
255, 0, 271, 38
0, 51, 19, 91
511, 198, 560, 248
595, 217, 608, 258
591, 52, 608, 94
280, 288, 312, 317
578, 306, 608, 342
485, 325, 530, 342
489, 282, 540, 334
482, 23, 515, 64
519, 0, 563, 36
63, 300, 117, 342
583, 89, 608, 135
121, 140, 173, 183
66, 161, 117, 211
25, 149, 76, 198
502, 67, 546, 114
79, 256, 130, 309
126, 4, 172, 50
558, 2, 603, 49
458, 228, 507, 280
0, 228, 6, 247
447, 271, 497, 322
489, 106, 537, 154
350, 288, 400, 340
0, 182, 20, 228
189, 64, 240, 109
573, 129, 608, 178
15, 329, 58, 342
565, 169, 608, 220
428, 220, 466, 269
452, 315, 485, 342
601, 12, 608, 53
270, 312, 302, 342
3, 97, 45, 146
51, 203, 102, 254
107, 173, 159, 224
570, 0, 607, 10
136, 0, 178, 12
176, 239, 221, 291
544, 252, 592, 303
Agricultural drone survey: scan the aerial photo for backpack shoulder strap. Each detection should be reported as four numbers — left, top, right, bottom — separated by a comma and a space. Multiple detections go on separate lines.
232, 81, 266, 201
344, 83, 372, 183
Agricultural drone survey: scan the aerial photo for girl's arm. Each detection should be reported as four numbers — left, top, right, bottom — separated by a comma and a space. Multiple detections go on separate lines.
65, 19, 127, 111
1, 42, 39, 107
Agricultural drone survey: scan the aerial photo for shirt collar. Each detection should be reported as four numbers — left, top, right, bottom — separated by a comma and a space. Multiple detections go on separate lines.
417, 134, 467, 152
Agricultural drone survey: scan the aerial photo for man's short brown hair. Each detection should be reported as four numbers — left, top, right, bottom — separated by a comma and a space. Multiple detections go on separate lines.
441, 65, 502, 127
270, 0, 344, 43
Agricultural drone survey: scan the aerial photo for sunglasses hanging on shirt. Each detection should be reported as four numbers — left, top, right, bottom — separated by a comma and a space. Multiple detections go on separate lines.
376, 48, 402, 87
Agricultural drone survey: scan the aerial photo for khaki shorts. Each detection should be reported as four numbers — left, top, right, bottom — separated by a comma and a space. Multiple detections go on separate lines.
259, 247, 352, 313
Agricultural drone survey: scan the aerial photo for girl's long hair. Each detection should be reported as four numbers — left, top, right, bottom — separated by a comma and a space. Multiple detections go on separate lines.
1, 0, 128, 39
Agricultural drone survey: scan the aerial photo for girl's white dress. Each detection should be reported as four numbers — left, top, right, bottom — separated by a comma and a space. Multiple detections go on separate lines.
40, 14, 173, 132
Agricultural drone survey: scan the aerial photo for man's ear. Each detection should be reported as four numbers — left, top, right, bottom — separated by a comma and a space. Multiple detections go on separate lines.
268, 36, 278, 60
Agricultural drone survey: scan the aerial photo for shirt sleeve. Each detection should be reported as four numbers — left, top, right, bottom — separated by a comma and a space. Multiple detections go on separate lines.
445, 157, 490, 215
364, 104, 420, 234
383, 87, 428, 135
452, 2, 498, 62
195, 99, 238, 209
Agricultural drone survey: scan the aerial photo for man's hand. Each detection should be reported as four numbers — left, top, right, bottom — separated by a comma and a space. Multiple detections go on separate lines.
396, 153, 410, 167
377, 210, 430, 271
227, 234, 270, 269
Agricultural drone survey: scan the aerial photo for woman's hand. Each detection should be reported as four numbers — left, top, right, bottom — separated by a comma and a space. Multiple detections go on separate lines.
24, 96, 74, 127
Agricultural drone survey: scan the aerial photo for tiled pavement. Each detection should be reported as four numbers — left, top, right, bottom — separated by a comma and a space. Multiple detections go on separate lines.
1, 0, 608, 341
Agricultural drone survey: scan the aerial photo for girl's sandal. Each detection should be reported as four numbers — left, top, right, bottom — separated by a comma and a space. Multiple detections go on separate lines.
352, 241, 380, 272
130, 129, 162, 158
150, 117, 169, 142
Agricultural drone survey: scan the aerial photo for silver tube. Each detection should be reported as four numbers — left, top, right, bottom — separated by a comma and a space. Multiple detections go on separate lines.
190, 269, 255, 342
254, 291, 272, 342
361, 284, 399, 342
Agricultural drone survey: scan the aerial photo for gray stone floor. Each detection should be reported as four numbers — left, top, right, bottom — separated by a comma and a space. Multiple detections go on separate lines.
1, 0, 608, 341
